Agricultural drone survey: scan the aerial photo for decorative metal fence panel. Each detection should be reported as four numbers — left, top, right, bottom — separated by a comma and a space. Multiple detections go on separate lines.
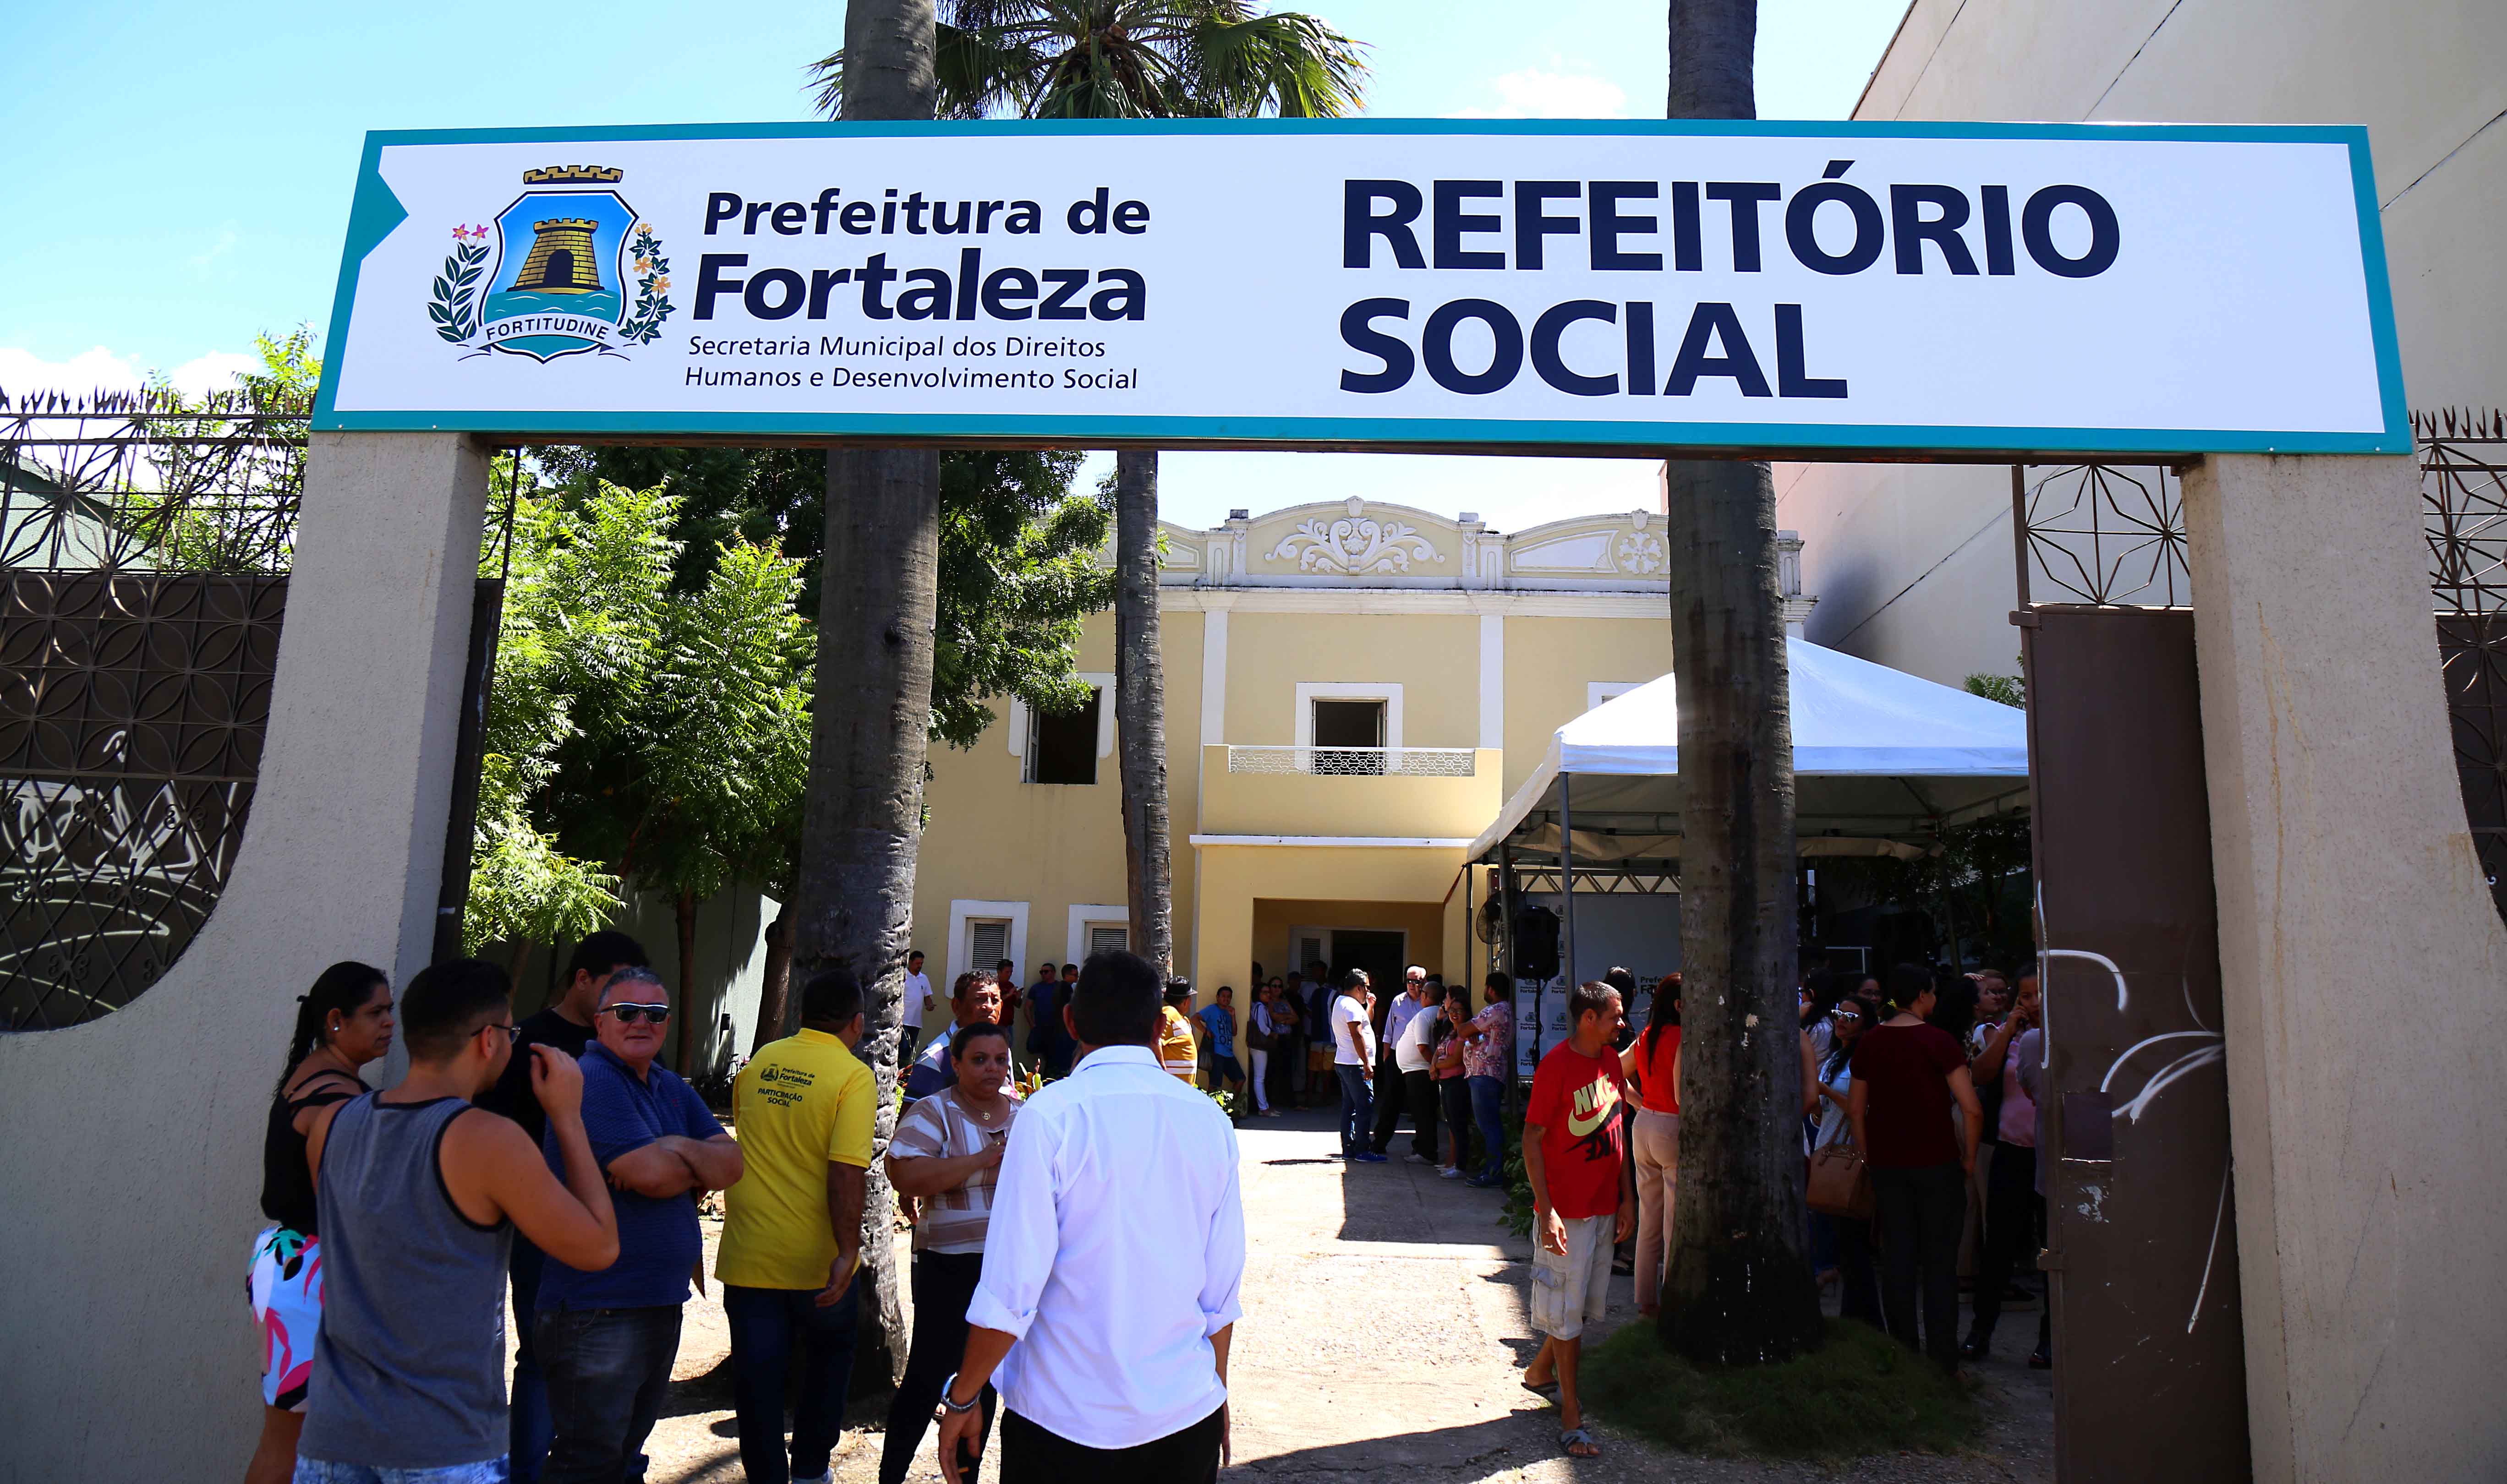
1, 390, 305, 1030
1, 573, 285, 1029
2420, 409, 2507, 922
1224, 745, 1477, 777
2014, 463, 2189, 611
2011, 434, 2507, 927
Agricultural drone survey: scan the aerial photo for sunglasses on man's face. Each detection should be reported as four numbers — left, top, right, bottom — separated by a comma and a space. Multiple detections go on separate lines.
602, 1002, 673, 1025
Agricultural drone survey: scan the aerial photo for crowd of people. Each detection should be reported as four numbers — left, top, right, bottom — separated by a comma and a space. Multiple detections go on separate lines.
1320, 962, 1516, 1184
243, 923, 2042, 1482
248, 941, 1246, 1484
1504, 960, 2052, 1459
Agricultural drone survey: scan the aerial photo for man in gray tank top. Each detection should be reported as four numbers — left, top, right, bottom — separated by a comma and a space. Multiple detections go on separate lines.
295, 960, 622, 1484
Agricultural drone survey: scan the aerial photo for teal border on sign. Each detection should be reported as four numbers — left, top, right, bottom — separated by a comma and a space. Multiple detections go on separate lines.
311, 118, 2412, 457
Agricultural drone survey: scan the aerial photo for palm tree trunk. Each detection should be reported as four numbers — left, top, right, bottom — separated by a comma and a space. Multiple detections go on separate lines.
753, 898, 795, 1054
1657, 0, 1823, 1365
1113, 448, 1172, 972
797, 445, 935, 1387
788, 0, 941, 1388
674, 889, 700, 1073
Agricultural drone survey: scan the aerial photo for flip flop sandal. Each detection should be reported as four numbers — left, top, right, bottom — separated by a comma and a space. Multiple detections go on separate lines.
1521, 1379, 1561, 1404
1559, 1426, 1601, 1458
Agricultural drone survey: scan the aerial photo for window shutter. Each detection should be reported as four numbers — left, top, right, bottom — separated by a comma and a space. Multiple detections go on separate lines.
970, 919, 1011, 971
1088, 924, 1130, 956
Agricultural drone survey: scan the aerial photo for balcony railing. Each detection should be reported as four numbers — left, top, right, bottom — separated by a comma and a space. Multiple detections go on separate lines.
1224, 746, 1477, 777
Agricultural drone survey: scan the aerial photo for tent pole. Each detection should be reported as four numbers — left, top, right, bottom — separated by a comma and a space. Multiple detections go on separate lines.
1500, 840, 1522, 1095
1560, 773, 1578, 998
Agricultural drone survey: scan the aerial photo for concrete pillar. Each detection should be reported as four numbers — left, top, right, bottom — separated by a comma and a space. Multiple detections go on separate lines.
0, 432, 487, 1477
2183, 453, 2507, 1482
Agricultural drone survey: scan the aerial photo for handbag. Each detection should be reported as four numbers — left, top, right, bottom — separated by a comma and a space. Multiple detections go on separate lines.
1246, 1008, 1275, 1053
1806, 1134, 1875, 1221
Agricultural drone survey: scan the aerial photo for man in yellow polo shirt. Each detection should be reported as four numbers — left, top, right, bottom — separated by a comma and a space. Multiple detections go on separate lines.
719, 967, 876, 1484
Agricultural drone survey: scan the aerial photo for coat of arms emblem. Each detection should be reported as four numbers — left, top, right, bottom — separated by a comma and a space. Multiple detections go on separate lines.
428, 165, 674, 362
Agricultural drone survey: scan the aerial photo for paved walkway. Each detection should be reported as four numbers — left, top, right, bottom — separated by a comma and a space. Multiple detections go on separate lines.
606, 1101, 2053, 1483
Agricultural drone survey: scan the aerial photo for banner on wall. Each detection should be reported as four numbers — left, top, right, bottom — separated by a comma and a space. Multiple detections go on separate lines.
316, 120, 2406, 457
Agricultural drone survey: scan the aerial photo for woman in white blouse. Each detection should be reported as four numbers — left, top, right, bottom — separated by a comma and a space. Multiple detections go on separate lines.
878, 1020, 1022, 1484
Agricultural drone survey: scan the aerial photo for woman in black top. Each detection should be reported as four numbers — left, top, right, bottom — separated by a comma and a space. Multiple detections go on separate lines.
245, 961, 393, 1484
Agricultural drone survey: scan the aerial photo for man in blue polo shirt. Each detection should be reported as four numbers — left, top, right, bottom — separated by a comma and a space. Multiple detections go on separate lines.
535, 966, 744, 1484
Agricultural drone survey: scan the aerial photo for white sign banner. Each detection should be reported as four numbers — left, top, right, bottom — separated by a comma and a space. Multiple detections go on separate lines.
316, 121, 2407, 456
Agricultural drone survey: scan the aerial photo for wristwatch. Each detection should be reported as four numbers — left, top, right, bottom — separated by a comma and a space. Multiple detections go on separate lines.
937, 1373, 982, 1414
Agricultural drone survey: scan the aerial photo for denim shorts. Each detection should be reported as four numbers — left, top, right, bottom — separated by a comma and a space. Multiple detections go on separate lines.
295, 1456, 509, 1484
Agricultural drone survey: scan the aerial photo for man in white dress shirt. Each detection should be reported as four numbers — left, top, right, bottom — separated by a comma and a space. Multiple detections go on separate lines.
935, 949, 1245, 1483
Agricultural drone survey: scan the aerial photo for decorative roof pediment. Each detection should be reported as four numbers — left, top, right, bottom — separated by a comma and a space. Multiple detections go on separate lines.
1257, 497, 1454, 578
1148, 495, 1801, 597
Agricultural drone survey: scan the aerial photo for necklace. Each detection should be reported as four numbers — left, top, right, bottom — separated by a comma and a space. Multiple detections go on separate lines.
960, 1095, 1006, 1126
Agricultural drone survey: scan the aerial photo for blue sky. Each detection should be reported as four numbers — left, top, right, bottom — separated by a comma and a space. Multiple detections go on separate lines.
0, 0, 1907, 529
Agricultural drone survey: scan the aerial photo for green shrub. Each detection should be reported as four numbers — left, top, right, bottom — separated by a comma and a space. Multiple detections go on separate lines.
1580, 1319, 1981, 1460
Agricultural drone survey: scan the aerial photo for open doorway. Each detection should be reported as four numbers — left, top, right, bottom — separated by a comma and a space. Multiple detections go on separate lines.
1288, 924, 1407, 991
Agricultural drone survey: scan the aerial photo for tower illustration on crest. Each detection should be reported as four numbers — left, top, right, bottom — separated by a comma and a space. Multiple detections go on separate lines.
507, 219, 606, 294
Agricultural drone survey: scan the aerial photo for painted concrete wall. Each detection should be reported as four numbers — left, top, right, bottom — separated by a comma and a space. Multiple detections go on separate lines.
1500, 616, 1677, 794
2184, 453, 2507, 1479
1191, 844, 1470, 1022
1224, 611, 1481, 747
1778, 0, 2507, 677
1197, 746, 1502, 840
591, 887, 776, 1077
906, 606, 1203, 1047
0, 433, 486, 1479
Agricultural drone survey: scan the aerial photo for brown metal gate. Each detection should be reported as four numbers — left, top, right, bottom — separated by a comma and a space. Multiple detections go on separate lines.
2021, 600, 2249, 1481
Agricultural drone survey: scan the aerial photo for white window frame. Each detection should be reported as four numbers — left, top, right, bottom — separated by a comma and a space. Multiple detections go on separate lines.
945, 899, 1029, 996
1066, 903, 1130, 966
1587, 681, 1646, 713
1293, 682, 1404, 763
1006, 671, 1117, 775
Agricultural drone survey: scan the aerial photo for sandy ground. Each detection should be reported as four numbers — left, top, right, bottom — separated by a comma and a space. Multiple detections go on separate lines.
513, 1099, 2053, 1483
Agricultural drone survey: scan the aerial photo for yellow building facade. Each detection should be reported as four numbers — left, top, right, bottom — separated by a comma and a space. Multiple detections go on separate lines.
909, 495, 1812, 1045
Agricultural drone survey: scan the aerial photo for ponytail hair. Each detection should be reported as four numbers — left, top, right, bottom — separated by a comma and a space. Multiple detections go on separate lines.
1642, 973, 1682, 1060
276, 960, 389, 1094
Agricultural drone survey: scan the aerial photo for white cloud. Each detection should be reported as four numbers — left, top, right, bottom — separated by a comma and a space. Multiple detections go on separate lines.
0, 345, 261, 401
1451, 67, 1631, 120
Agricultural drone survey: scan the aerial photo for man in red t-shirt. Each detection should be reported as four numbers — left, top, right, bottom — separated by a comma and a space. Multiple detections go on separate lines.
1520, 981, 1635, 1461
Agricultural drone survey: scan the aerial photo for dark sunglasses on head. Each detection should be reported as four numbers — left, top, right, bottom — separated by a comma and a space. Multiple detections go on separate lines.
602, 1002, 673, 1025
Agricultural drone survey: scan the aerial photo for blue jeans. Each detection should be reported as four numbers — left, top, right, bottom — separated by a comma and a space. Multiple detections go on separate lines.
535, 1305, 681, 1484
1468, 1076, 1508, 1180
724, 1278, 861, 1484
508, 1243, 553, 1483
1335, 1063, 1373, 1155
295, 1459, 509, 1484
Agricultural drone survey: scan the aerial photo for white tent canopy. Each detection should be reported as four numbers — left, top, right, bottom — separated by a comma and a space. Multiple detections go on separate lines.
1468, 639, 2031, 867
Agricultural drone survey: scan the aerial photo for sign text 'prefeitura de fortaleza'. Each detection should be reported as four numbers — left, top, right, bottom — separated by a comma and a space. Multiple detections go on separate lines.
313, 120, 2408, 457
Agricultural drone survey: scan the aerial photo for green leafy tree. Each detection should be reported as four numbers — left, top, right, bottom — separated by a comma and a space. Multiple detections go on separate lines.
813, 0, 1368, 971
119, 328, 321, 573
1965, 671, 2026, 709
459, 477, 682, 975
539, 445, 1112, 747
619, 539, 816, 1072
529, 445, 1111, 1050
